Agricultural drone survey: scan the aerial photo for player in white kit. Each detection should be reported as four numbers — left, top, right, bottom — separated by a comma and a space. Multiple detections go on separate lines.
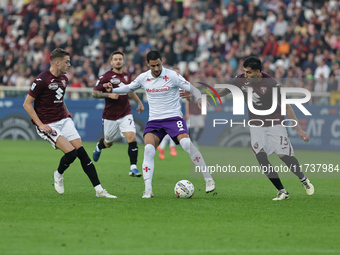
103, 51, 216, 198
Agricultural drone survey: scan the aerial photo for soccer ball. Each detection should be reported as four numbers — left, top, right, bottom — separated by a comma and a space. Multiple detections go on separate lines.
174, 180, 194, 198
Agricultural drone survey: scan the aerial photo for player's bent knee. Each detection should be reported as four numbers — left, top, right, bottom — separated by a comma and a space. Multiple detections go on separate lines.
280, 155, 298, 164
144, 144, 156, 159
77, 146, 89, 160
105, 141, 114, 148
179, 137, 191, 152
65, 149, 77, 164
256, 152, 270, 165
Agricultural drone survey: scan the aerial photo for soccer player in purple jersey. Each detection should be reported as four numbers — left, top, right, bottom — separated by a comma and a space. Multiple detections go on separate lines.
23, 48, 116, 198
92, 51, 144, 177
219, 56, 315, 200
103, 51, 215, 198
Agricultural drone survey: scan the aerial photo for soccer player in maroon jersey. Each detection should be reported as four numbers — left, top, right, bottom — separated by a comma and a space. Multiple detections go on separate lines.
92, 51, 144, 177
23, 48, 116, 198
221, 56, 315, 200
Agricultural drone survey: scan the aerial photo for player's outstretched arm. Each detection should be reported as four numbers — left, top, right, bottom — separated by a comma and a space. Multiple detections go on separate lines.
23, 94, 52, 134
110, 83, 135, 94
286, 104, 310, 143
92, 83, 119, 100
128, 92, 144, 114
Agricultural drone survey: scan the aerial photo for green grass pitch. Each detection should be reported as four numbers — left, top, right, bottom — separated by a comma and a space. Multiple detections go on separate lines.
0, 140, 339, 255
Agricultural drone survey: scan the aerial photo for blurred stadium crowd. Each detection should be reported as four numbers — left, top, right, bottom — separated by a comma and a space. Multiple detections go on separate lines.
0, 0, 340, 93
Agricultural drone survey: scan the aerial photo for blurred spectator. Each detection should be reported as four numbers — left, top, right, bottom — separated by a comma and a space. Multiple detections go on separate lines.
314, 60, 330, 79
302, 53, 318, 73
327, 72, 339, 92
251, 16, 266, 38
138, 36, 152, 57
262, 34, 278, 58
273, 14, 288, 37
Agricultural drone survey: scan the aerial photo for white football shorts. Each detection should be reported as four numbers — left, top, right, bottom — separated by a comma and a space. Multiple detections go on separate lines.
103, 114, 136, 143
36, 117, 81, 149
250, 125, 294, 156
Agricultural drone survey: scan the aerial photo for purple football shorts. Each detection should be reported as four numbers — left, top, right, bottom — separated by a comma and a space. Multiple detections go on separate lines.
143, 116, 188, 144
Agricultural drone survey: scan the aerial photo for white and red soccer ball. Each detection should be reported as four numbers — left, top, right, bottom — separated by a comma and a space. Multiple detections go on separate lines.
174, 180, 194, 198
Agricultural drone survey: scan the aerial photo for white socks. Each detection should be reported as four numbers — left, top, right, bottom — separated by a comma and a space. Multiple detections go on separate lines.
179, 137, 212, 180
94, 184, 103, 193
142, 144, 155, 191
169, 137, 176, 147
159, 135, 170, 150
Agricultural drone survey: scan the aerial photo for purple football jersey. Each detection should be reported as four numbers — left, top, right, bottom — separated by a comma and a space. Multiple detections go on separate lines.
93, 70, 132, 120
28, 70, 68, 124
231, 72, 285, 126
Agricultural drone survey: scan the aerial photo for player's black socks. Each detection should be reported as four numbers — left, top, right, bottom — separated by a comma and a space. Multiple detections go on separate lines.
98, 138, 106, 150
128, 141, 138, 165
280, 155, 306, 180
256, 152, 284, 190
57, 149, 77, 174
77, 146, 100, 187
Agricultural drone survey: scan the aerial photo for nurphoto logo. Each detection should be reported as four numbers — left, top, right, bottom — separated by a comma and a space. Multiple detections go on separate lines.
199, 83, 312, 128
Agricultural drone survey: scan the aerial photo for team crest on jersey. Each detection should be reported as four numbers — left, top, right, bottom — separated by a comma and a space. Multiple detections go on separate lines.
61, 80, 66, 87
48, 83, 59, 90
254, 142, 259, 149
260, 87, 267, 94
124, 76, 128, 82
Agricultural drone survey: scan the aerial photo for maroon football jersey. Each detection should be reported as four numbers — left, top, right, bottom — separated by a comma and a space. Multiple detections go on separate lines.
93, 70, 132, 120
230, 72, 284, 126
28, 70, 68, 124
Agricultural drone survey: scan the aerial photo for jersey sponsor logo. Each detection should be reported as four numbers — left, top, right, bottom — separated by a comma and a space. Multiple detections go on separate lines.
30, 83, 36, 90
146, 86, 170, 93
110, 78, 121, 85
55, 87, 64, 100
48, 83, 59, 90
